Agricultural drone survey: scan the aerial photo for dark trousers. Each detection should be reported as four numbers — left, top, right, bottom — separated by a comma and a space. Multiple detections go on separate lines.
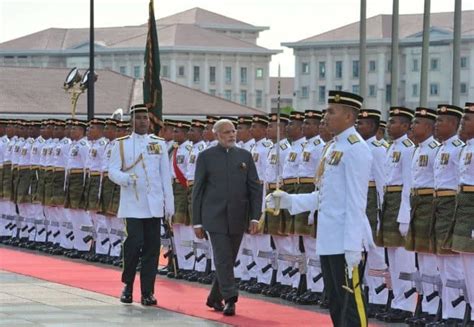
208, 232, 243, 302
320, 254, 367, 327
122, 218, 161, 295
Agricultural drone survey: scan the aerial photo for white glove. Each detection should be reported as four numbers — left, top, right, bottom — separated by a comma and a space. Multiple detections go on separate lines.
265, 189, 292, 210
398, 223, 409, 237
344, 250, 362, 279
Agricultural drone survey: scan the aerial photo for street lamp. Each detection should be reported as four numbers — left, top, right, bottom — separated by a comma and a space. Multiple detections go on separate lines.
63, 68, 97, 118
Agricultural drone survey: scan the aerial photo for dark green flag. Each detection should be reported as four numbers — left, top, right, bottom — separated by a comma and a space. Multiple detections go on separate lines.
143, 0, 163, 129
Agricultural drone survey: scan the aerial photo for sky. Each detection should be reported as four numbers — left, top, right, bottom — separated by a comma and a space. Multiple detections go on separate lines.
1, 0, 473, 77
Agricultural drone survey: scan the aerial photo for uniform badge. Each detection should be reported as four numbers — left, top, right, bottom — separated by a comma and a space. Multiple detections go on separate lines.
107, 149, 112, 159
21, 148, 27, 156
392, 151, 401, 163
418, 155, 428, 167
177, 155, 184, 164
32, 147, 38, 155
240, 162, 247, 170
252, 153, 259, 162
147, 143, 162, 155
8, 145, 13, 152
288, 152, 297, 162
303, 151, 311, 162
55, 148, 61, 156
328, 151, 343, 165
440, 153, 449, 165
48, 148, 53, 155
189, 154, 196, 164
90, 148, 97, 158
42, 148, 48, 156
14, 145, 20, 153
464, 152, 472, 165
71, 147, 78, 157
270, 154, 277, 165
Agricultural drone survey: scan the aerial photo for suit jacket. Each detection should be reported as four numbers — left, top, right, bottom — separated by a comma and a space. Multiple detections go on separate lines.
192, 143, 262, 235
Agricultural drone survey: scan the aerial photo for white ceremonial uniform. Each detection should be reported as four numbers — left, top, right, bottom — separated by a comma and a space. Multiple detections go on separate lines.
433, 135, 466, 320
108, 132, 174, 219
27, 136, 47, 243
43, 138, 60, 244
297, 134, 325, 293
0, 134, 11, 237
250, 137, 273, 285
365, 136, 389, 306
411, 135, 441, 315
86, 137, 110, 255
16, 137, 34, 239
266, 138, 292, 286
65, 137, 90, 251
11, 136, 26, 238
3, 136, 19, 237
457, 138, 474, 317
186, 140, 209, 274
34, 137, 53, 243
169, 140, 193, 270
382, 134, 417, 312
207, 140, 218, 148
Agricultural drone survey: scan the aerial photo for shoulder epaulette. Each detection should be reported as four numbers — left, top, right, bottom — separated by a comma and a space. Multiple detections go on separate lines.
382, 141, 390, 149
313, 138, 321, 146
150, 135, 164, 140
452, 139, 464, 147
263, 141, 272, 148
185, 144, 192, 151
280, 143, 288, 150
80, 140, 87, 146
116, 135, 131, 141
28, 138, 34, 144
371, 140, 382, 147
99, 139, 106, 146
347, 134, 360, 145
198, 143, 205, 151
429, 140, 441, 149
402, 139, 414, 147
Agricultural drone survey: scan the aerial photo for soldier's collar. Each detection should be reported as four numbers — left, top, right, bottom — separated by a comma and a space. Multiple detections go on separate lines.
418, 135, 434, 148
334, 126, 356, 142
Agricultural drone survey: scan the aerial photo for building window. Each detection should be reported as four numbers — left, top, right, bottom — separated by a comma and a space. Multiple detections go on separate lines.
224, 90, 232, 100
412, 59, 419, 72
352, 60, 359, 78
178, 66, 185, 77
240, 90, 247, 105
133, 66, 140, 78
119, 66, 127, 75
256, 67, 264, 79
412, 84, 419, 97
319, 62, 326, 79
301, 86, 309, 98
225, 66, 232, 84
209, 66, 216, 84
318, 86, 326, 103
369, 60, 376, 72
461, 56, 468, 69
430, 83, 439, 96
368, 85, 376, 97
352, 84, 360, 94
193, 66, 200, 83
335, 85, 343, 91
302, 62, 310, 74
430, 58, 439, 71
162, 65, 169, 78
256, 90, 263, 108
240, 67, 247, 85
386, 84, 391, 103
335, 61, 343, 79
460, 83, 467, 95
209, 89, 216, 96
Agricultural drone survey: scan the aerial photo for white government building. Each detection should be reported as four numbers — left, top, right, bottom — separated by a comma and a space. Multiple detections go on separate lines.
0, 8, 280, 111
283, 11, 474, 114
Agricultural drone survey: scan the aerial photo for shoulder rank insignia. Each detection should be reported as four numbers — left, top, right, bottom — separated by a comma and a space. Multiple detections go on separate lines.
150, 135, 164, 140
116, 135, 131, 141
452, 139, 463, 147
263, 141, 272, 148
313, 139, 321, 146
80, 140, 87, 146
28, 138, 34, 144
382, 141, 390, 149
371, 140, 382, 147
38, 138, 45, 143
429, 141, 440, 149
347, 134, 360, 145
99, 140, 106, 146
185, 144, 192, 151
62, 139, 69, 144
402, 139, 414, 147
198, 144, 205, 151
280, 143, 288, 150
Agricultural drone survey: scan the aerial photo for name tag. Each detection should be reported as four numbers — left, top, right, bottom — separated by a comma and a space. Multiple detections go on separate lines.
147, 143, 162, 155
327, 151, 343, 166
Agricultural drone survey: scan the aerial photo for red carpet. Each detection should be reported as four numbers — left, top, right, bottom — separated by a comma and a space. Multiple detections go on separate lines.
0, 247, 333, 326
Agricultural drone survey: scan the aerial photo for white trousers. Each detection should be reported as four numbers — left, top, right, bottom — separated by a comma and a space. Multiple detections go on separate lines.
364, 245, 389, 305
387, 247, 417, 312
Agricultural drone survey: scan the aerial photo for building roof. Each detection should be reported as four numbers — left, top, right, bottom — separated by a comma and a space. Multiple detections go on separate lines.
270, 77, 294, 97
0, 66, 264, 117
155, 7, 269, 32
283, 10, 474, 47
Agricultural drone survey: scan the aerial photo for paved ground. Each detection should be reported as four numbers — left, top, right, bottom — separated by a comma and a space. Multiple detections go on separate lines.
0, 271, 226, 327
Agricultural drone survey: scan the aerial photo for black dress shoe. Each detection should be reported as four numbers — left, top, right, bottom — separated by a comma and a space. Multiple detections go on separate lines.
120, 284, 133, 304
223, 301, 236, 316
206, 298, 224, 311
141, 294, 157, 306
383, 308, 413, 323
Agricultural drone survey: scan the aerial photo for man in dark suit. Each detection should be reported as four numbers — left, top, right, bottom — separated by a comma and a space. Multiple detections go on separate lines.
192, 119, 262, 316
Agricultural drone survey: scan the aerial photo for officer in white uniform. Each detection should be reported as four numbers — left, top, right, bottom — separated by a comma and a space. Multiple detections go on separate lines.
267, 90, 373, 327
109, 105, 174, 306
